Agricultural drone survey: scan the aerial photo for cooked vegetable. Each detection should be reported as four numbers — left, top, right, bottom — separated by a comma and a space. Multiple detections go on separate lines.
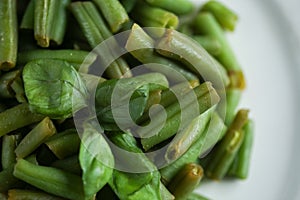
0, 1, 254, 199
0, 0, 18, 70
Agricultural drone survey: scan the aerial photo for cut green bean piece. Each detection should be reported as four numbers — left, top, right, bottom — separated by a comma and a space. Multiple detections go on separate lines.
70, 2, 131, 79
93, 0, 129, 33
0, 103, 44, 137
160, 112, 225, 183
1, 135, 17, 170
45, 129, 80, 159
145, 0, 194, 15
120, 0, 137, 13
192, 35, 222, 56
8, 189, 65, 200
34, 0, 70, 47
132, 2, 178, 37
140, 83, 220, 150
15, 117, 57, 159
201, 0, 238, 31
165, 106, 216, 162
156, 29, 229, 89
168, 163, 203, 200
18, 50, 97, 73
0, 169, 20, 193
193, 12, 245, 89
225, 88, 242, 125
51, 155, 81, 175
0, 0, 18, 70
228, 119, 254, 179
126, 23, 198, 81
20, 0, 34, 30
13, 159, 84, 200
205, 109, 249, 180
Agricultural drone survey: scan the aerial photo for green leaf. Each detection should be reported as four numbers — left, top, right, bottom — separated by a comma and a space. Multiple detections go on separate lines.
79, 121, 114, 200
23, 59, 88, 119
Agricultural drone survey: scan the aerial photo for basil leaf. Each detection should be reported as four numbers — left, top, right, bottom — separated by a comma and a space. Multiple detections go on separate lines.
79, 121, 114, 200
23, 59, 88, 119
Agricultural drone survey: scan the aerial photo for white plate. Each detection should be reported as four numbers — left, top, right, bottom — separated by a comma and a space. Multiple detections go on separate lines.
192, 0, 300, 199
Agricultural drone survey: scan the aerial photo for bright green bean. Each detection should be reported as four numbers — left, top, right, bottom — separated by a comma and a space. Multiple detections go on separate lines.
145, 0, 194, 15
45, 129, 80, 159
13, 159, 84, 200
92, 0, 129, 33
201, 0, 238, 31
192, 35, 222, 56
225, 88, 242, 125
168, 163, 203, 200
0, 0, 18, 70
15, 117, 57, 159
1, 135, 17, 170
126, 23, 198, 81
0, 103, 44, 137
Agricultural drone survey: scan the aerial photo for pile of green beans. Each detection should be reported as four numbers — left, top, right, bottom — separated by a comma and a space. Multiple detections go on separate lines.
0, 0, 254, 199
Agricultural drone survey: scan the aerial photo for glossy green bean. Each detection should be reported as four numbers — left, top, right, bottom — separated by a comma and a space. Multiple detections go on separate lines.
20, 0, 34, 30
192, 35, 222, 56
132, 2, 178, 37
17, 50, 97, 72
156, 29, 229, 89
228, 119, 254, 179
168, 163, 203, 200
225, 88, 242, 125
93, 0, 129, 33
145, 0, 194, 15
201, 0, 238, 31
1, 135, 17, 170
13, 159, 84, 200
0, 0, 18, 70
45, 129, 80, 159
0, 103, 44, 137
141, 84, 220, 150
34, 0, 70, 47
193, 12, 245, 89
15, 117, 57, 159
125, 23, 198, 81
205, 109, 249, 180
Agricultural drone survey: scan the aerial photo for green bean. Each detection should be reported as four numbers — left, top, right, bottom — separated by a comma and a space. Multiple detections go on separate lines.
10, 77, 26, 103
70, 2, 131, 79
193, 12, 245, 89
225, 88, 242, 125
8, 189, 65, 200
228, 119, 254, 179
34, 0, 70, 47
20, 0, 34, 30
165, 106, 215, 162
156, 29, 229, 89
200, 112, 227, 155
0, 103, 44, 137
15, 117, 57, 159
145, 0, 194, 15
131, 2, 179, 37
1, 135, 17, 170
17, 50, 97, 73
92, 0, 129, 33
0, 170, 20, 193
168, 163, 203, 200
0, 0, 18, 70
205, 109, 249, 180
120, 0, 137, 13
13, 159, 84, 200
160, 111, 225, 183
45, 129, 80, 159
126, 23, 198, 81
145, 90, 162, 112
201, 0, 238, 31
140, 83, 220, 150
192, 35, 222, 56
51, 155, 81, 175
0, 70, 22, 99
25, 154, 38, 165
